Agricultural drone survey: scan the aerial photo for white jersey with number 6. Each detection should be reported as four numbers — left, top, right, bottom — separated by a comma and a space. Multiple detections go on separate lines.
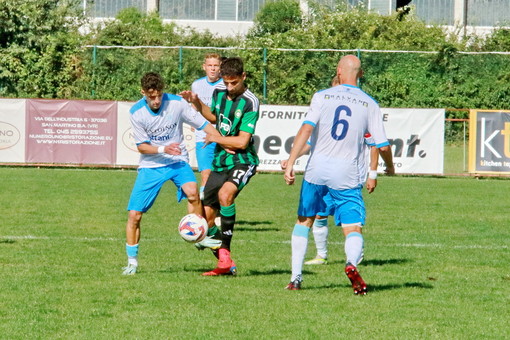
304, 84, 389, 190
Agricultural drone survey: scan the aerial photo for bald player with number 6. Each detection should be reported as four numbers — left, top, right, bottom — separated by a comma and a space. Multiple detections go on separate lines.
283, 55, 394, 294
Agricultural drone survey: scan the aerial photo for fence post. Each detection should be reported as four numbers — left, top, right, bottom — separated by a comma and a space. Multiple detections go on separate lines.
91, 45, 97, 98
263, 47, 267, 104
179, 46, 183, 85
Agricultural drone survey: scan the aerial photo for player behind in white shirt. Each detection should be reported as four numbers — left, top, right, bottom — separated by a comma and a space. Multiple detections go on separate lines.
122, 72, 221, 275
191, 53, 226, 199
283, 55, 394, 294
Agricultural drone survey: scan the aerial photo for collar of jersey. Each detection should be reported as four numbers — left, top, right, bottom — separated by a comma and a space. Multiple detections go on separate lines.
342, 84, 360, 89
207, 78, 223, 86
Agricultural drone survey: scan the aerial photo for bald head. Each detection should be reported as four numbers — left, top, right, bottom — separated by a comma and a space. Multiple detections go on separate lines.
336, 55, 363, 86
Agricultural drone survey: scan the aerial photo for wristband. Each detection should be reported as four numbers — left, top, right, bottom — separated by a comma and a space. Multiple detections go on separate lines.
157, 146, 165, 154
368, 170, 378, 179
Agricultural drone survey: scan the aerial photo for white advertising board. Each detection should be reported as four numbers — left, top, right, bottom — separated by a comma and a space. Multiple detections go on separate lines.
0, 99, 26, 163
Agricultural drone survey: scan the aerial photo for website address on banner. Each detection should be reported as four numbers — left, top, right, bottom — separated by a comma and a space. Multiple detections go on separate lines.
33, 139, 106, 145
29, 134, 108, 140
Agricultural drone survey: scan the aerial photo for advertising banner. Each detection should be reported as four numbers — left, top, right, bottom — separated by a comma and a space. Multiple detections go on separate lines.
381, 108, 444, 174
255, 106, 445, 174
469, 110, 510, 174
254, 105, 310, 172
0, 99, 25, 163
26, 99, 117, 164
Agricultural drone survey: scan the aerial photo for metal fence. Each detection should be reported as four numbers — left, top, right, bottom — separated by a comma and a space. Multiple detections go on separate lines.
82, 0, 510, 26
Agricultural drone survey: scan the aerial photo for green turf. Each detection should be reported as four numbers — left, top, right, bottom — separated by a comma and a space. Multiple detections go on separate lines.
0, 168, 508, 339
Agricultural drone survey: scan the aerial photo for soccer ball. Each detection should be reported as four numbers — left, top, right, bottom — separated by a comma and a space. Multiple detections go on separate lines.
178, 213, 208, 243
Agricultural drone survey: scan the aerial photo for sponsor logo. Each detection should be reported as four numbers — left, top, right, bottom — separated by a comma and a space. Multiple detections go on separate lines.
122, 128, 138, 152
0, 122, 21, 150
324, 94, 368, 107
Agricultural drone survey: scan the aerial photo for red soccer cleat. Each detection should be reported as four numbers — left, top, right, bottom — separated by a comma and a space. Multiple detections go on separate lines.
345, 263, 367, 295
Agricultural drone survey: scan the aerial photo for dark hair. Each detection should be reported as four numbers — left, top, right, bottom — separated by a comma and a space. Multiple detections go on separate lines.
220, 57, 244, 77
141, 72, 165, 91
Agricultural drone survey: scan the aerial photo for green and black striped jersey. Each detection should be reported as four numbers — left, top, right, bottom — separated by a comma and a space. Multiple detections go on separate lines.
210, 88, 260, 172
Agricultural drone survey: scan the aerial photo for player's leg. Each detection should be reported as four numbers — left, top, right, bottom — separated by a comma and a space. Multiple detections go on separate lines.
332, 188, 367, 295
202, 164, 256, 276
123, 167, 166, 275
286, 180, 327, 290
195, 171, 223, 252
305, 215, 329, 265
169, 162, 203, 216
196, 141, 216, 200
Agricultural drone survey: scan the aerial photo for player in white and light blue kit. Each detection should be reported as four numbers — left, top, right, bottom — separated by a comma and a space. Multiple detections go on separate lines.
123, 72, 221, 275
191, 53, 226, 199
283, 55, 394, 294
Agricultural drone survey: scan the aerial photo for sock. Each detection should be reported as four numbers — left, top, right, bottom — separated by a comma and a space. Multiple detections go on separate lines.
312, 218, 329, 259
344, 232, 364, 266
199, 186, 205, 200
126, 243, 139, 267
291, 224, 309, 282
219, 204, 236, 250
207, 225, 219, 237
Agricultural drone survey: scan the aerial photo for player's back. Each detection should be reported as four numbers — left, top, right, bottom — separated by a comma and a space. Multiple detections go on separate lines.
305, 85, 383, 190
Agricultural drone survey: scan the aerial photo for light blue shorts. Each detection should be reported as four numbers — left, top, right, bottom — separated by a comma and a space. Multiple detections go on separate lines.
298, 180, 365, 226
127, 162, 197, 213
196, 142, 216, 172
316, 192, 335, 217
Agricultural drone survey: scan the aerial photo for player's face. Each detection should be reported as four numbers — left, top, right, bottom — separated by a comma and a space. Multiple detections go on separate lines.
223, 73, 246, 98
142, 89, 163, 111
203, 58, 221, 82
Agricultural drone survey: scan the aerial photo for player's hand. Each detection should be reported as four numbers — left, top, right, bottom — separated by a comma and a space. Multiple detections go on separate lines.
280, 159, 288, 170
366, 178, 377, 194
384, 165, 395, 176
164, 142, 181, 155
179, 91, 199, 107
284, 167, 295, 185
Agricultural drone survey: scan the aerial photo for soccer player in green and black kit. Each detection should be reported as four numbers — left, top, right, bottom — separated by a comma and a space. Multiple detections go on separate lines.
180, 57, 259, 276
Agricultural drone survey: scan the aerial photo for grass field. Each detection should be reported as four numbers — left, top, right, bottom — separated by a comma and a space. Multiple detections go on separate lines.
0, 167, 508, 339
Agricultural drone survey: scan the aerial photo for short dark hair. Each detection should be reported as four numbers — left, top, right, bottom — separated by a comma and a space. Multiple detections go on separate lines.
141, 72, 164, 91
220, 57, 244, 77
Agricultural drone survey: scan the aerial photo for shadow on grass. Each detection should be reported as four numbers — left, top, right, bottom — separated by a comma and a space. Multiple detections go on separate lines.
361, 258, 410, 266
0, 239, 16, 244
309, 281, 434, 291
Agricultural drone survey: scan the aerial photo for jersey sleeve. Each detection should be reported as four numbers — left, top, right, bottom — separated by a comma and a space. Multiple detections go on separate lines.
129, 113, 151, 145
239, 98, 259, 134
303, 92, 321, 127
367, 104, 390, 148
182, 102, 209, 130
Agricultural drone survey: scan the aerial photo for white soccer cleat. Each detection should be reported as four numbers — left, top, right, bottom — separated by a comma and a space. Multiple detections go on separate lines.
304, 255, 328, 265
194, 235, 222, 250
122, 264, 138, 275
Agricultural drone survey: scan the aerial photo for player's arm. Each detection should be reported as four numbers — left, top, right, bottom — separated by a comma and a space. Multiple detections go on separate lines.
179, 90, 216, 123
379, 145, 395, 175
136, 142, 182, 155
284, 123, 313, 185
281, 142, 311, 170
206, 130, 252, 150
366, 146, 379, 194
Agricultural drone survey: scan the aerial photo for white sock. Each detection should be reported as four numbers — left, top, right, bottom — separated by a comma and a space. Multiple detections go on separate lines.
291, 224, 309, 282
344, 232, 364, 266
312, 218, 329, 258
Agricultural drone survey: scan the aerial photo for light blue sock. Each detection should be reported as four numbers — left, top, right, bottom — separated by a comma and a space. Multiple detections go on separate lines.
291, 224, 310, 282
126, 243, 139, 266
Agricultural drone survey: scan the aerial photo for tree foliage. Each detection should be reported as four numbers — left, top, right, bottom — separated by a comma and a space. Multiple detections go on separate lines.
0, 0, 84, 98
1, 0, 510, 125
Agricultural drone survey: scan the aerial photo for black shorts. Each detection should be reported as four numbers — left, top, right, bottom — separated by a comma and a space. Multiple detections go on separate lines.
203, 164, 257, 210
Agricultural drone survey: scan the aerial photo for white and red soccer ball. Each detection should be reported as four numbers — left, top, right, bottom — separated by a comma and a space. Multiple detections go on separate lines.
178, 213, 208, 243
